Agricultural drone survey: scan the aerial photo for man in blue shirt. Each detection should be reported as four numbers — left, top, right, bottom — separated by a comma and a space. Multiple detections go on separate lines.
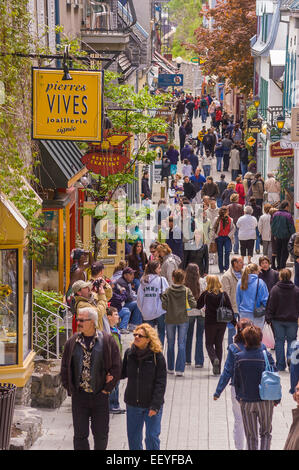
190, 167, 206, 201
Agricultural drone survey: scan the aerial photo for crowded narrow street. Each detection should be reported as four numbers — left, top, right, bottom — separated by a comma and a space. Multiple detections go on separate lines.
1, 0, 299, 456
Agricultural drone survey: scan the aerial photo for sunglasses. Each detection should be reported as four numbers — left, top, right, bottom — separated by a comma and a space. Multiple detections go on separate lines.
77, 318, 91, 323
133, 333, 148, 339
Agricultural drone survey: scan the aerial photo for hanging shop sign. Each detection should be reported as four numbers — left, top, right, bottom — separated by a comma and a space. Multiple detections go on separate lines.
270, 127, 281, 142
148, 132, 168, 146
248, 119, 262, 133
270, 141, 294, 158
32, 68, 103, 142
155, 108, 173, 122
81, 130, 131, 176
157, 74, 184, 88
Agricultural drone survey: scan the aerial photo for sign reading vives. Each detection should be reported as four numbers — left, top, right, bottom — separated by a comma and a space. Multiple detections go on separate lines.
32, 68, 103, 142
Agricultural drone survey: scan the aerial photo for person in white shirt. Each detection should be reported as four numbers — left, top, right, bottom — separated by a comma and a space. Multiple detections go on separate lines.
264, 173, 281, 204
236, 206, 258, 264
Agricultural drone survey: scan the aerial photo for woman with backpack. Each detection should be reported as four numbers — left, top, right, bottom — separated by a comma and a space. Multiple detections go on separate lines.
234, 325, 279, 450
184, 264, 207, 368
212, 206, 235, 273
161, 269, 197, 376
137, 260, 169, 346
236, 263, 269, 329
214, 318, 258, 450
197, 275, 235, 375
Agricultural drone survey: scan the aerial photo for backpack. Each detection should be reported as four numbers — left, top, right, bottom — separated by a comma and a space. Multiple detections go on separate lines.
293, 234, 299, 257
259, 350, 282, 401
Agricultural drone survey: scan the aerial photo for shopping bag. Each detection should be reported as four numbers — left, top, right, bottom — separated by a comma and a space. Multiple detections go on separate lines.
262, 323, 275, 349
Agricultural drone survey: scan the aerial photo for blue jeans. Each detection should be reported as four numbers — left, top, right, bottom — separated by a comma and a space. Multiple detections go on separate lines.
201, 108, 208, 123
118, 307, 131, 329
203, 165, 211, 177
255, 228, 261, 252
133, 278, 141, 292
240, 162, 248, 178
272, 320, 298, 371
166, 322, 189, 372
146, 314, 166, 347
216, 236, 232, 272
232, 169, 239, 181
126, 405, 163, 450
185, 316, 205, 366
227, 322, 236, 347
119, 301, 142, 329
109, 382, 120, 410
233, 227, 239, 254
217, 197, 223, 208
294, 261, 299, 287
216, 156, 223, 171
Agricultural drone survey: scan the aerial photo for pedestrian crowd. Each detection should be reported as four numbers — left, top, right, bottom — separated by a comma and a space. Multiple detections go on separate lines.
60, 94, 299, 452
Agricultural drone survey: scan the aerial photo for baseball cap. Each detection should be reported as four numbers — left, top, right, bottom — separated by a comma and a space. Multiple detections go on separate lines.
72, 280, 91, 294
72, 249, 85, 261
123, 267, 136, 275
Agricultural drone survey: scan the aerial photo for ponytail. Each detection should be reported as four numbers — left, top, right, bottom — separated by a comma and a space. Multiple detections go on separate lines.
240, 263, 259, 291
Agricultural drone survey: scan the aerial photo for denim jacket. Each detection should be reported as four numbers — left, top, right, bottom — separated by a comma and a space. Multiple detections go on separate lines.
214, 342, 267, 398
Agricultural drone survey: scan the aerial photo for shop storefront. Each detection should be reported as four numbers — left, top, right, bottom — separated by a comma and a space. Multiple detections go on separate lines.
0, 193, 34, 388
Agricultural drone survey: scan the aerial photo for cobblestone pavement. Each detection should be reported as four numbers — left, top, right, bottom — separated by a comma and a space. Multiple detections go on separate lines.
31, 116, 297, 451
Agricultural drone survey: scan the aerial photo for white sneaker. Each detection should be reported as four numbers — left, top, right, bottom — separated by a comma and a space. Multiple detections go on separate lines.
175, 372, 184, 377
167, 370, 174, 375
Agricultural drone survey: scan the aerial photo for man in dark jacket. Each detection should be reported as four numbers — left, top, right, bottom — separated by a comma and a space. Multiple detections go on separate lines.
165, 216, 184, 261
202, 129, 216, 156
222, 133, 233, 171
240, 142, 249, 178
183, 176, 196, 202
179, 122, 187, 151
201, 176, 220, 199
141, 171, 151, 201
271, 200, 296, 269
60, 307, 122, 450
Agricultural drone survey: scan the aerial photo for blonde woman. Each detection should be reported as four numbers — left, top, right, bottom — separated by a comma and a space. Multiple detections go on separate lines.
236, 264, 269, 329
197, 275, 235, 375
121, 323, 167, 450
156, 243, 181, 285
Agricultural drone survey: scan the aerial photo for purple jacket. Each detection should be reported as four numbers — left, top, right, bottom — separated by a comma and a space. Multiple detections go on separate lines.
166, 148, 179, 165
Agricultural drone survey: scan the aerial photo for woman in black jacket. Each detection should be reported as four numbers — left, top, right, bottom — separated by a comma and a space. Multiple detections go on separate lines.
266, 268, 299, 371
127, 241, 148, 292
121, 323, 167, 450
197, 275, 235, 375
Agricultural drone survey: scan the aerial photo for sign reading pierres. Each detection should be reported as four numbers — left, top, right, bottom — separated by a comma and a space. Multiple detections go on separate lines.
32, 68, 103, 142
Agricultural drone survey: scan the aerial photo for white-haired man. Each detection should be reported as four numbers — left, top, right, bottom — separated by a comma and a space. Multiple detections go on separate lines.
60, 307, 122, 450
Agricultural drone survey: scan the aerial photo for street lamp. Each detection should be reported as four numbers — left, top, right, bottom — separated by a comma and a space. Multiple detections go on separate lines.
276, 115, 285, 130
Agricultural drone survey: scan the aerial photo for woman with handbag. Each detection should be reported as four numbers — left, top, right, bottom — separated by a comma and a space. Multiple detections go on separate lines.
137, 260, 169, 347
161, 269, 197, 376
236, 264, 269, 329
197, 275, 235, 375
184, 264, 207, 368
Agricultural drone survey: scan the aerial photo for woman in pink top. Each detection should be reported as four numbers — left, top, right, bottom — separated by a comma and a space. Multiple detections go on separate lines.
235, 176, 245, 205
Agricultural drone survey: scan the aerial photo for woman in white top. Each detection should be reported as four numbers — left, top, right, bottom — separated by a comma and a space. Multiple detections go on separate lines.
236, 205, 257, 264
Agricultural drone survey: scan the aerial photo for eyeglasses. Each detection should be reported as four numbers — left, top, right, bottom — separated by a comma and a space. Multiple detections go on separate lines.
77, 318, 91, 323
133, 333, 148, 339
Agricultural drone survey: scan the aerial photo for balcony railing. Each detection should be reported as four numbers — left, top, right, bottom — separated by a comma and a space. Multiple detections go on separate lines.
81, 0, 137, 35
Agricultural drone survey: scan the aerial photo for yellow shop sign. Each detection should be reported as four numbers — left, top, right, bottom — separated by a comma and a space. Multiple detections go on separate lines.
32, 68, 103, 142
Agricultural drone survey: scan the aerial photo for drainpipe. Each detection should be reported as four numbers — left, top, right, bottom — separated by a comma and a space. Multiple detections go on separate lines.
55, 0, 61, 68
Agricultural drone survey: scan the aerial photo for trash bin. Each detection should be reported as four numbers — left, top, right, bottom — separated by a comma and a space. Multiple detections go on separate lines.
0, 383, 17, 450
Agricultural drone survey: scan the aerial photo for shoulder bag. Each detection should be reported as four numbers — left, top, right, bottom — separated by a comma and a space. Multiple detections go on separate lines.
216, 292, 234, 323
253, 278, 266, 318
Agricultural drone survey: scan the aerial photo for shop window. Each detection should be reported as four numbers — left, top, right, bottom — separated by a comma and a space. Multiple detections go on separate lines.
35, 210, 59, 291
0, 249, 18, 365
23, 249, 32, 360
